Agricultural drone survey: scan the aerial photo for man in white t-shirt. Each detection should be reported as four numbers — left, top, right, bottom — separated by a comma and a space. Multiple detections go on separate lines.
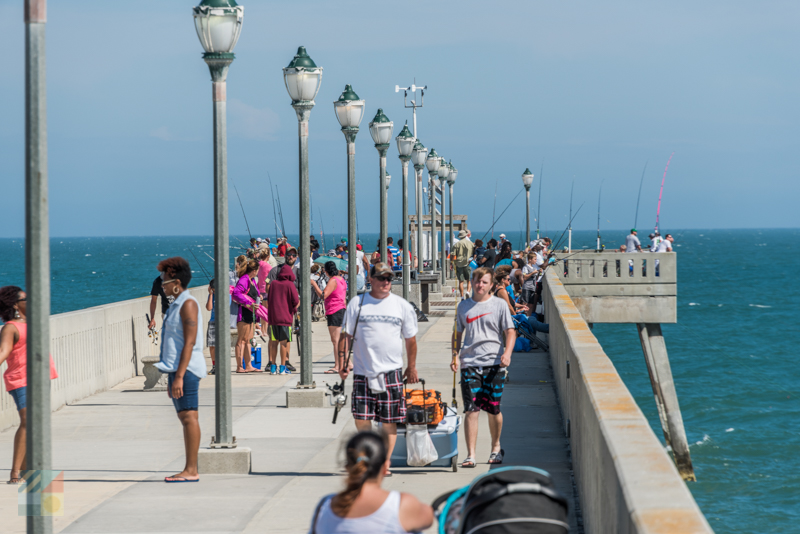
656, 234, 674, 252
338, 262, 419, 474
452, 266, 516, 468
649, 232, 663, 252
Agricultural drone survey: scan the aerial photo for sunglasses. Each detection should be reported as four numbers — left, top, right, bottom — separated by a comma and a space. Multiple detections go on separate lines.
17, 297, 26, 303
374, 275, 393, 282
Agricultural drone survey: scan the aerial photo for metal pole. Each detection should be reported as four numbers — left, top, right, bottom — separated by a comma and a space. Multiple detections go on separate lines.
25, 1, 51, 531
448, 182, 454, 276
525, 188, 531, 246
440, 183, 446, 285
378, 147, 388, 263
205, 53, 234, 448
294, 103, 314, 387
344, 130, 358, 301
401, 157, 411, 300
537, 177, 542, 240
429, 173, 438, 274
414, 165, 424, 276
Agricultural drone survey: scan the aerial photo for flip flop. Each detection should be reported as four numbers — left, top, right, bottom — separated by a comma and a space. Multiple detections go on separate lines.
7, 478, 23, 485
245, 368, 259, 373
488, 449, 505, 464
461, 458, 476, 468
165, 475, 199, 483
324, 367, 339, 374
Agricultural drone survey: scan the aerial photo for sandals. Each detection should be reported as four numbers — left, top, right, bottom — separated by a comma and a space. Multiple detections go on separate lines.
488, 449, 505, 465
165, 475, 199, 483
8, 477, 23, 485
461, 457, 476, 468
324, 367, 339, 374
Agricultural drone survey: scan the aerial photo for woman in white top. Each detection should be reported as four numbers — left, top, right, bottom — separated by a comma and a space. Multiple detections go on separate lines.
310, 431, 433, 534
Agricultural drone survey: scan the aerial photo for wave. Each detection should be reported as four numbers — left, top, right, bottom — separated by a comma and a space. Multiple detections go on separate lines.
692, 434, 712, 447
689, 302, 701, 306
749, 304, 772, 309
726, 428, 735, 432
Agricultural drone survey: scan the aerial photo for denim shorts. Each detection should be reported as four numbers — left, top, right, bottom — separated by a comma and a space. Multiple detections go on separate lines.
167, 371, 201, 412
8, 386, 26, 411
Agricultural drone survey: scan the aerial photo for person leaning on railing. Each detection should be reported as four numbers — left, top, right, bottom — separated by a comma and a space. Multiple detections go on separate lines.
0, 285, 58, 485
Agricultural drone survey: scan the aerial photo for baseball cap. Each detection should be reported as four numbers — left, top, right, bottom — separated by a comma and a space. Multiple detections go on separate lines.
631, 228, 637, 233
499, 233, 506, 238
648, 233, 655, 239
370, 262, 394, 279
356, 244, 363, 250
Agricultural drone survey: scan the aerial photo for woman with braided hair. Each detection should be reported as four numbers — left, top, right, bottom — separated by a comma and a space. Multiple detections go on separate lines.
0, 286, 58, 484
309, 431, 433, 533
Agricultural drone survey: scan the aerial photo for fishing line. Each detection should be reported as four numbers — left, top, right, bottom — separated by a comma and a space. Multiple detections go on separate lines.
187, 248, 212, 282
655, 153, 674, 234
230, 176, 253, 241
537, 162, 543, 239
268, 172, 280, 241
634, 161, 648, 229
480, 188, 524, 241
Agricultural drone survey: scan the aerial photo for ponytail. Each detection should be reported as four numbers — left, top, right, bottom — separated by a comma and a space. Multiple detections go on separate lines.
330, 431, 387, 516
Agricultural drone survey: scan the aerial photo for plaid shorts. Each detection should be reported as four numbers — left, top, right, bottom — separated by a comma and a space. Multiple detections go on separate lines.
351, 369, 407, 423
460, 366, 507, 415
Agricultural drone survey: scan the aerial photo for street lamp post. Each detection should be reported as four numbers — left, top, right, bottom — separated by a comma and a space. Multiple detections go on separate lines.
395, 124, 415, 299
384, 172, 391, 249
24, 1, 51, 531
369, 109, 393, 264
334, 85, 365, 301
522, 168, 534, 246
412, 140, 428, 274
447, 164, 458, 274
283, 46, 322, 387
194, 0, 244, 449
437, 161, 450, 284
426, 149, 440, 273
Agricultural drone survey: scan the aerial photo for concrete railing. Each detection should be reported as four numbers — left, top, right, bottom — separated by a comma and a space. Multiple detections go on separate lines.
543, 270, 711, 533
556, 251, 677, 323
1, 286, 209, 432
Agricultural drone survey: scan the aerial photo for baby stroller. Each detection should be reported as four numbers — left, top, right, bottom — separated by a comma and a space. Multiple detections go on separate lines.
512, 315, 549, 352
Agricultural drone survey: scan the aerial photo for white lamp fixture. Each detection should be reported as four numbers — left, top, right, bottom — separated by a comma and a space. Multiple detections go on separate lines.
522, 168, 534, 189
283, 46, 322, 103
334, 84, 365, 129
386, 173, 392, 188
412, 140, 428, 167
448, 164, 458, 185
193, 0, 244, 54
369, 109, 394, 146
438, 158, 451, 181
426, 148, 441, 173
395, 122, 415, 157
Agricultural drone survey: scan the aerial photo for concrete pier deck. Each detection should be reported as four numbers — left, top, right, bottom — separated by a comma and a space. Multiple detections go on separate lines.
0, 304, 579, 533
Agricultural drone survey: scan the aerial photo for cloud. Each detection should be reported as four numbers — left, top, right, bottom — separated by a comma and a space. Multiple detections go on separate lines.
228, 99, 281, 141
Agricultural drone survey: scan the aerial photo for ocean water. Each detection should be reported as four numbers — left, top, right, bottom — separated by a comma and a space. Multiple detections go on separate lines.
1, 228, 798, 532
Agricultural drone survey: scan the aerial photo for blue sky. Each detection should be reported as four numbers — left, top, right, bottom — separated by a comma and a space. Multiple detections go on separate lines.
0, 1, 798, 238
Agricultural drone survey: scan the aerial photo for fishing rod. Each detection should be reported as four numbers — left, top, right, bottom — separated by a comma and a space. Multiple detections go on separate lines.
596, 181, 604, 251
480, 188, 525, 241
319, 207, 327, 252
230, 176, 253, 241
268, 172, 280, 241
276, 186, 287, 238
491, 180, 498, 239
537, 163, 543, 240
655, 152, 674, 234
634, 161, 648, 229
552, 202, 585, 253
568, 180, 575, 252
187, 248, 212, 282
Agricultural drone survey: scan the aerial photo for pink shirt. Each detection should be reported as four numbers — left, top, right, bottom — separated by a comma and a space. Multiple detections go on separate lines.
324, 276, 347, 316
257, 260, 271, 295
3, 321, 58, 392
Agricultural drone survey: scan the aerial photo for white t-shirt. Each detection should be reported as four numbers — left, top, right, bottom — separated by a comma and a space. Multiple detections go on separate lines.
656, 239, 672, 252
650, 236, 663, 252
456, 296, 514, 368
342, 293, 418, 376
356, 250, 366, 275
521, 263, 538, 290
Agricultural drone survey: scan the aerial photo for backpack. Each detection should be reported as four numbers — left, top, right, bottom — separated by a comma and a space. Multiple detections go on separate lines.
433, 466, 569, 534
404, 379, 446, 426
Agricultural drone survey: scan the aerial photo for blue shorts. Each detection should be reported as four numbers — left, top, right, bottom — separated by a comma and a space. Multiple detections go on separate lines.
167, 372, 201, 412
9, 386, 26, 411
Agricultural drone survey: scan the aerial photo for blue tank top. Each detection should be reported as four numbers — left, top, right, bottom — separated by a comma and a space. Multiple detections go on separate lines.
155, 290, 207, 379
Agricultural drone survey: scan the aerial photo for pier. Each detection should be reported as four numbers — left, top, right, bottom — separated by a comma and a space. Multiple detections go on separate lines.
1, 255, 712, 533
